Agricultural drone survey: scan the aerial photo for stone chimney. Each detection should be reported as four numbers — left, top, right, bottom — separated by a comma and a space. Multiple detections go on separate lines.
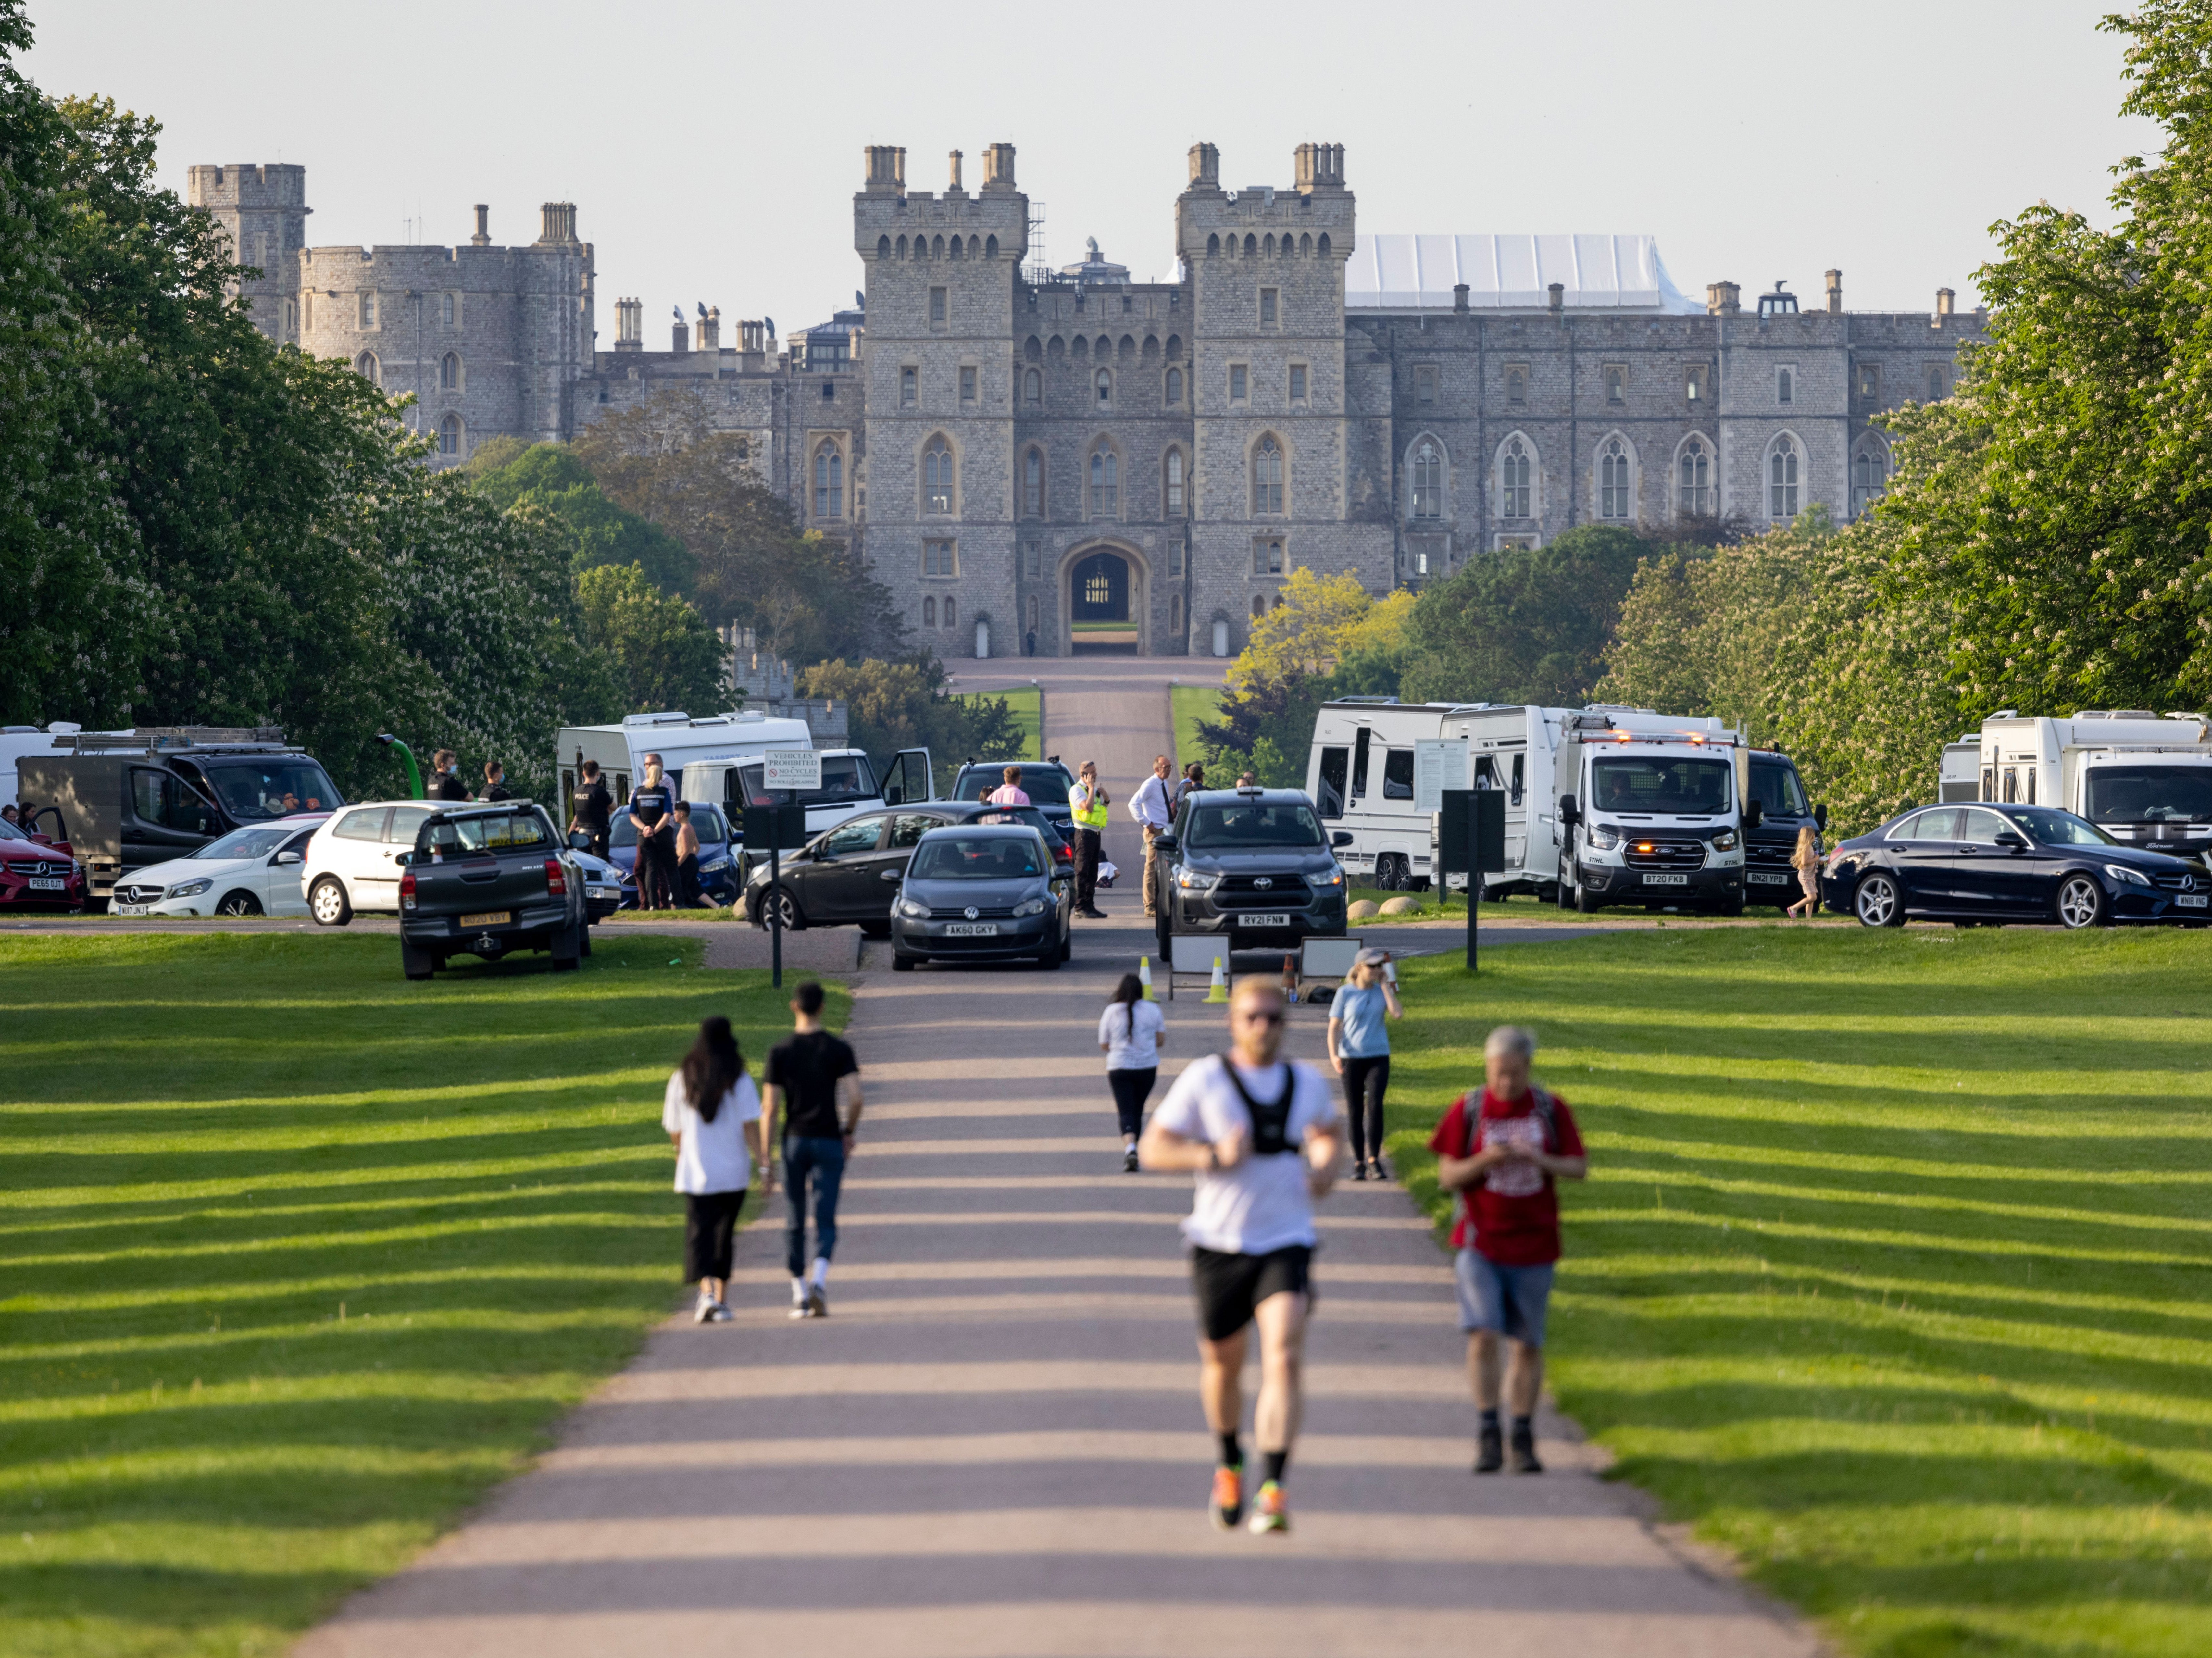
1824, 269, 1843, 314
864, 145, 906, 193
614, 296, 642, 351
1293, 142, 1345, 190
1935, 287, 1956, 317
738, 319, 767, 370
1706, 281, 1742, 317
1547, 282, 1564, 315
981, 142, 1016, 191
946, 150, 964, 193
1188, 142, 1221, 189
697, 306, 720, 352
671, 308, 689, 354
537, 202, 578, 245
471, 204, 490, 247
1453, 282, 1469, 314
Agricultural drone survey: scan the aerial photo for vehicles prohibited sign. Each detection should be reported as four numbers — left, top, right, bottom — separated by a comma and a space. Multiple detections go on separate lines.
762, 749, 822, 791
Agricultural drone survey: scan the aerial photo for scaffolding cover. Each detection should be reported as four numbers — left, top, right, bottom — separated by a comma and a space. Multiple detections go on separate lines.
1345, 234, 1699, 313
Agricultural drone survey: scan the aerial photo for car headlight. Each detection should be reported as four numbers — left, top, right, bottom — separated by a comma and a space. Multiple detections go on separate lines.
2106, 863, 2152, 887
1175, 867, 1216, 891
165, 878, 211, 899
1588, 824, 1620, 851
700, 856, 730, 873
1314, 866, 1344, 887
1711, 829, 1738, 853
1012, 897, 1048, 917
895, 896, 930, 919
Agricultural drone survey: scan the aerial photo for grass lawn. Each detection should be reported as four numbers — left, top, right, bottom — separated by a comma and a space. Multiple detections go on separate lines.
1171, 682, 1223, 771
955, 684, 1041, 761
1381, 926, 2212, 1658
0, 931, 835, 1658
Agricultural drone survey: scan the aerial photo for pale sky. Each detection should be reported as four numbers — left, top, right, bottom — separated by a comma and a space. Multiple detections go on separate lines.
23, 0, 2154, 341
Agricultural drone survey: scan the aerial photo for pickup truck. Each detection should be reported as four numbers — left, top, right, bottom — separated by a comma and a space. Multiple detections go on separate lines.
397, 803, 588, 980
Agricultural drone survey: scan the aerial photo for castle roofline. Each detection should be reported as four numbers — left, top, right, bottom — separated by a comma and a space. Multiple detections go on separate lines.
1347, 233, 1700, 314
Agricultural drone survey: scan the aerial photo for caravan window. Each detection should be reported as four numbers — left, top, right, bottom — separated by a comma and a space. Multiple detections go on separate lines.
1317, 747, 1348, 819
1510, 754, 1525, 806
1475, 757, 1500, 791
1382, 749, 1415, 800
1351, 728, 1372, 799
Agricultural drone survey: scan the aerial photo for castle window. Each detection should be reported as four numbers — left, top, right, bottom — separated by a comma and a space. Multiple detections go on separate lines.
1411, 440, 1443, 519
1685, 366, 1706, 404
1170, 540, 1185, 578
1857, 362, 1881, 400
1259, 288, 1278, 325
1023, 447, 1044, 517
1598, 437, 1632, 519
1605, 365, 1625, 404
1926, 363, 1947, 400
1289, 364, 1307, 404
1025, 368, 1042, 404
1415, 366, 1437, 403
813, 443, 844, 518
303, 291, 313, 330
1165, 367, 1183, 405
1317, 232, 1331, 257
923, 439, 955, 514
901, 365, 918, 406
1678, 437, 1711, 515
987, 234, 998, 259
1498, 436, 1532, 518
1768, 434, 1800, 519
1207, 233, 1220, 257
439, 292, 456, 328
1777, 366, 1795, 405
354, 350, 381, 386
1229, 364, 1248, 404
1252, 597, 1268, 618
1253, 537, 1285, 576
822, 382, 836, 400
944, 597, 956, 630
960, 366, 977, 405
283, 297, 298, 335
1504, 364, 1526, 403
924, 597, 937, 627
1171, 592, 1183, 633
1852, 438, 1889, 517
878, 235, 892, 260
1026, 542, 1041, 580
930, 287, 947, 325
1123, 294, 1134, 313
923, 539, 958, 577
1096, 368, 1112, 405
358, 291, 377, 329
438, 413, 463, 456
439, 352, 461, 391
1165, 447, 1186, 517
1252, 437, 1283, 515
1089, 449, 1118, 517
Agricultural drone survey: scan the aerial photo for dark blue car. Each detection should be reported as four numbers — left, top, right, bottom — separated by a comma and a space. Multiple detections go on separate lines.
1821, 803, 2208, 929
607, 801, 737, 907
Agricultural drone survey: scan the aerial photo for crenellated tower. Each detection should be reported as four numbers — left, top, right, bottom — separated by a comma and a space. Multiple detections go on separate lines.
187, 164, 310, 344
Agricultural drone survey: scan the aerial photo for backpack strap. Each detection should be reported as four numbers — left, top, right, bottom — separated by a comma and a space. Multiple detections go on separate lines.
1216, 1054, 1297, 1156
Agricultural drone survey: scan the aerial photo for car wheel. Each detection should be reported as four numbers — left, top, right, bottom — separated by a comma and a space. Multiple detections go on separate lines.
216, 891, 263, 917
1374, 853, 1404, 891
766, 885, 807, 931
309, 877, 352, 927
2055, 873, 2107, 930
1853, 872, 1904, 928
891, 952, 919, 972
1572, 867, 1600, 914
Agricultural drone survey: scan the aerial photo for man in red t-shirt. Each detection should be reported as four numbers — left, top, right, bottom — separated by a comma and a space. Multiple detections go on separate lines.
1429, 1024, 1587, 1474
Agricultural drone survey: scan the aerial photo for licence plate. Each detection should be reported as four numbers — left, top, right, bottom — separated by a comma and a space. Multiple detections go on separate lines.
114, 901, 150, 915
1747, 871, 1790, 885
1643, 873, 1690, 887
460, 911, 512, 927
1240, 912, 1293, 927
29, 878, 67, 891
2180, 894, 2209, 909
944, 923, 998, 936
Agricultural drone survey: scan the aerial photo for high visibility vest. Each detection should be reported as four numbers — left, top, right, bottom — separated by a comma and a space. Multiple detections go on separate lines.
1073, 783, 1110, 832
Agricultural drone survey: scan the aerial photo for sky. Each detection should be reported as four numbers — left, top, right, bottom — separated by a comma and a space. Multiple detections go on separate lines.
21, 0, 2157, 341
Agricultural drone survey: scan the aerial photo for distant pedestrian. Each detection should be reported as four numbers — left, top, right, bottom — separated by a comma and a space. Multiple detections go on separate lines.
762, 981, 864, 1319
1131, 755, 1174, 919
1, 805, 15, 826
1070, 760, 1110, 918
662, 1016, 765, 1325
479, 759, 513, 802
1099, 971, 1168, 1171
569, 759, 612, 859
1429, 1026, 1587, 1476
1327, 948, 1403, 1181
426, 749, 469, 802
1236, 772, 1258, 788
1786, 825, 1822, 919
672, 801, 705, 908
630, 752, 676, 910
1173, 761, 1206, 815
986, 765, 1031, 807
1025, 628, 1038, 658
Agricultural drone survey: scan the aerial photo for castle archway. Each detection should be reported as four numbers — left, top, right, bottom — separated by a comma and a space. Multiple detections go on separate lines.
1059, 541, 1148, 654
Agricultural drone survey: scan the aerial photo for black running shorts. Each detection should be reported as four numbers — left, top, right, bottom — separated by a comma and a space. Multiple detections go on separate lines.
1190, 1243, 1314, 1342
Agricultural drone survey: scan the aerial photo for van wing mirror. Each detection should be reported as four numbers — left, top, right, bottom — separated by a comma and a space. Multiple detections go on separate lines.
1814, 803, 1829, 831
1557, 793, 1578, 827
1743, 800, 1764, 830
1331, 831, 1355, 848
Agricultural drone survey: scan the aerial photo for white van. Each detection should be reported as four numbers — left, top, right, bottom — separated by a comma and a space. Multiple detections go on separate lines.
553, 710, 817, 826
682, 747, 936, 841
1975, 710, 2212, 861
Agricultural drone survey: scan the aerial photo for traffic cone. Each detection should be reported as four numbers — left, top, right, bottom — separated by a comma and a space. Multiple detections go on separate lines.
1282, 952, 1298, 1004
1138, 955, 1155, 1000
1205, 954, 1230, 1003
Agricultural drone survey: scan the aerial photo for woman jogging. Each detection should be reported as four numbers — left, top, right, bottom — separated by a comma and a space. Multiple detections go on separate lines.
1786, 824, 1822, 919
1099, 972, 1168, 1172
1327, 947, 1403, 1181
661, 1016, 766, 1324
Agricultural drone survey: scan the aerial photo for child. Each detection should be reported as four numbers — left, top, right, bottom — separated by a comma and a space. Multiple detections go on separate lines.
663, 1016, 766, 1323
1786, 824, 1821, 919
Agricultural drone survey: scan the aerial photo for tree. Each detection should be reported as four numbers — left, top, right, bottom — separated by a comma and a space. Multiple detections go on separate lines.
468, 441, 694, 593
574, 562, 728, 717
799, 657, 1023, 792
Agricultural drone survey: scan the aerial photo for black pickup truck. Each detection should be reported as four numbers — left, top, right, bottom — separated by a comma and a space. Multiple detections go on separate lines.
397, 802, 588, 980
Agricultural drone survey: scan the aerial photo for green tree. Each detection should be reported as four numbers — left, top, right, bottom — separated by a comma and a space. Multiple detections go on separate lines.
467, 441, 694, 594
800, 657, 1023, 792
575, 562, 728, 717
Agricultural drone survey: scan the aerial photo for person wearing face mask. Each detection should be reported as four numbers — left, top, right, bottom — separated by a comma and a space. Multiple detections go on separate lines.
426, 749, 470, 802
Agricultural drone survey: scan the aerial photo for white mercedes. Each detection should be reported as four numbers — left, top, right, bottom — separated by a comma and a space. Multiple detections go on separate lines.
108, 815, 331, 918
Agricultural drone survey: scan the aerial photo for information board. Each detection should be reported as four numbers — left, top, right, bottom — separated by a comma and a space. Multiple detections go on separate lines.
762, 748, 822, 791
1413, 738, 1468, 814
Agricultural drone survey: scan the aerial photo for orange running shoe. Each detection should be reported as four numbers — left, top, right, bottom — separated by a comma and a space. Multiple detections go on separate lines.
1248, 1478, 1289, 1535
1209, 1464, 1244, 1531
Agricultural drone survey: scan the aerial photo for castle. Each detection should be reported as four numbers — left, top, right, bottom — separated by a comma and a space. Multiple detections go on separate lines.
191, 144, 1984, 660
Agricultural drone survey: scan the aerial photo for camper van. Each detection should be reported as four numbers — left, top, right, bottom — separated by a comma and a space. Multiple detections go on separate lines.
1975, 711, 2212, 860
554, 710, 816, 826
1305, 700, 1764, 913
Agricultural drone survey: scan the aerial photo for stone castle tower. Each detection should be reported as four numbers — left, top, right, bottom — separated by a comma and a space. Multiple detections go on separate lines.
187, 164, 310, 344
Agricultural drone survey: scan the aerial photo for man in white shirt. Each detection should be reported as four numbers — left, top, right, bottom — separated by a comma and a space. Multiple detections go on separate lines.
1140, 976, 1342, 1536
1128, 754, 1175, 920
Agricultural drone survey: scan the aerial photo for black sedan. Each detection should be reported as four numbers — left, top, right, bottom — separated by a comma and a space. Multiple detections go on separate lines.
1822, 803, 2209, 929
743, 804, 979, 935
890, 822, 1073, 971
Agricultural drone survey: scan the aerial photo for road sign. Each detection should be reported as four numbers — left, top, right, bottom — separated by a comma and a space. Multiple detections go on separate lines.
1439, 788, 1507, 971
741, 804, 808, 851
763, 748, 822, 791
1413, 739, 1468, 813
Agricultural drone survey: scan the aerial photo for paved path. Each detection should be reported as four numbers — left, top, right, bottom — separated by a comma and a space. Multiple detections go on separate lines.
295, 675, 1814, 1658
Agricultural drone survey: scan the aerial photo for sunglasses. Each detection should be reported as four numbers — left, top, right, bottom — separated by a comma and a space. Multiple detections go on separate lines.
1234, 1008, 1285, 1026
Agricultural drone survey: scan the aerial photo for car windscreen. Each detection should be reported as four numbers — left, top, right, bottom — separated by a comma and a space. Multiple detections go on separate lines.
1590, 757, 1733, 816
2082, 765, 2212, 823
1746, 760, 1810, 818
1184, 802, 1326, 849
198, 825, 295, 860
199, 758, 342, 820
955, 768, 1073, 809
908, 835, 1045, 880
0, 818, 23, 842
730, 754, 877, 807
2006, 806, 2118, 847
417, 811, 554, 857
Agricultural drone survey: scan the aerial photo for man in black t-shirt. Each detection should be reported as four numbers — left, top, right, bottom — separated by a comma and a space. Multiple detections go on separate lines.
569, 759, 612, 859
762, 980, 863, 1319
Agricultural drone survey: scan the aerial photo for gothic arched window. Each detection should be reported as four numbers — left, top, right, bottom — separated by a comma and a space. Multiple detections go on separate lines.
1678, 438, 1711, 516
1853, 438, 1889, 517
1252, 437, 1283, 515
440, 352, 461, 391
1411, 440, 1443, 519
1025, 368, 1041, 404
923, 437, 954, 514
1090, 449, 1118, 517
1598, 437, 1631, 519
1498, 437, 1532, 518
1165, 366, 1183, 405
1023, 448, 1044, 517
813, 443, 843, 518
923, 596, 937, 628
1769, 435, 1800, 520
439, 413, 463, 455
1096, 368, 1112, 405
354, 351, 380, 387
1165, 448, 1186, 517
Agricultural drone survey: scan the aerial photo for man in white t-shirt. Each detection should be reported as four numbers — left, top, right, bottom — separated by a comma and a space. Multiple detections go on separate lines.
1140, 976, 1342, 1536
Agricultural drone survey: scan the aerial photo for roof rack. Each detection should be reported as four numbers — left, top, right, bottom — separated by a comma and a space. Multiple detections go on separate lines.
59, 725, 288, 754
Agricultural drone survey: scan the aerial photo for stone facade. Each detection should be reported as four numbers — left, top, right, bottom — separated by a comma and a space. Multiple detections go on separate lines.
197, 144, 1985, 653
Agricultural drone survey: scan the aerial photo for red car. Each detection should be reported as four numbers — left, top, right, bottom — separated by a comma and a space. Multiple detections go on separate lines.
1, 809, 88, 910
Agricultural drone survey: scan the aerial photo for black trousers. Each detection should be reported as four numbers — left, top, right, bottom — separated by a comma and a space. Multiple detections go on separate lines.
674, 852, 702, 908
1107, 1066, 1157, 1138
1342, 1054, 1391, 1164
637, 836, 675, 909
683, 1189, 746, 1282
1075, 829, 1102, 909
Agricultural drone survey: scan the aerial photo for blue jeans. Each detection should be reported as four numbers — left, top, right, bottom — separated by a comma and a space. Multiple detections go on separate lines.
783, 1135, 846, 1277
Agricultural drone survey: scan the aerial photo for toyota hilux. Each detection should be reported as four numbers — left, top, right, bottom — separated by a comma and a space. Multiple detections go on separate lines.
397, 803, 588, 979
1150, 786, 1351, 959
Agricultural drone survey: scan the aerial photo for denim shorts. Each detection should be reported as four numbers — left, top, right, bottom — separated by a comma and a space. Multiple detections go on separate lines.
1454, 1249, 1554, 1345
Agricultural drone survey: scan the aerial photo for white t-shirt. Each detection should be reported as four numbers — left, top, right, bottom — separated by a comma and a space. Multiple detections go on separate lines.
1151, 1054, 1337, 1255
661, 1071, 762, 1195
1098, 999, 1166, 1069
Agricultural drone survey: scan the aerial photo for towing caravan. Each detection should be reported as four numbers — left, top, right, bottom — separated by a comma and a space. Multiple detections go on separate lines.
1976, 711, 2212, 860
1304, 700, 1462, 889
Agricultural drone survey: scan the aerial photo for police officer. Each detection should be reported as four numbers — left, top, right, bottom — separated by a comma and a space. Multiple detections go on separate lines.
1071, 760, 1110, 919
630, 753, 677, 910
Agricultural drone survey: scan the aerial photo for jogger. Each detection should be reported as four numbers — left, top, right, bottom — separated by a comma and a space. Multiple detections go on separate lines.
1098, 971, 1167, 1170
762, 981, 863, 1319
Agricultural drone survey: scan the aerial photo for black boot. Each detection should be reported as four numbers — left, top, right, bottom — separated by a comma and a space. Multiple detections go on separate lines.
1474, 1421, 1504, 1474
1509, 1418, 1543, 1474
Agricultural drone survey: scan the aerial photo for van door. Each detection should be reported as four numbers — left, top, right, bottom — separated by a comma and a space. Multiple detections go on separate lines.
125, 767, 221, 870
366, 805, 436, 907
885, 749, 935, 805
1316, 746, 1348, 818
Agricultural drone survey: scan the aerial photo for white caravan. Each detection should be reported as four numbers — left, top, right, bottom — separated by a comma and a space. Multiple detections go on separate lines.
554, 710, 816, 822
681, 745, 936, 841
1939, 736, 1982, 803
1975, 710, 2212, 861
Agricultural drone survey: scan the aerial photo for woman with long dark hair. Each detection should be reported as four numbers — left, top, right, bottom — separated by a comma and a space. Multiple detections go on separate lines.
662, 1015, 766, 1322
1098, 971, 1168, 1171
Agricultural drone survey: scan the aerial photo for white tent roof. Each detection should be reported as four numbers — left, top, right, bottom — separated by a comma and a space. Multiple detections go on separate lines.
1345, 234, 1700, 313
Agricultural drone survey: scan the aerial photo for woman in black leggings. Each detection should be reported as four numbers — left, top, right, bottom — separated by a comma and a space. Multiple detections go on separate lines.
1097, 972, 1168, 1172
1327, 948, 1404, 1180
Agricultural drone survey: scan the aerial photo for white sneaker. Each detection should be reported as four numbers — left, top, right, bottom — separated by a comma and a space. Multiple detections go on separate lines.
708, 1299, 733, 1323
694, 1293, 716, 1325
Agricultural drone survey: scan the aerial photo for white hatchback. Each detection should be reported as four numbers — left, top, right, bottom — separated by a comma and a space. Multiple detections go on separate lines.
109, 816, 329, 918
301, 801, 440, 925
